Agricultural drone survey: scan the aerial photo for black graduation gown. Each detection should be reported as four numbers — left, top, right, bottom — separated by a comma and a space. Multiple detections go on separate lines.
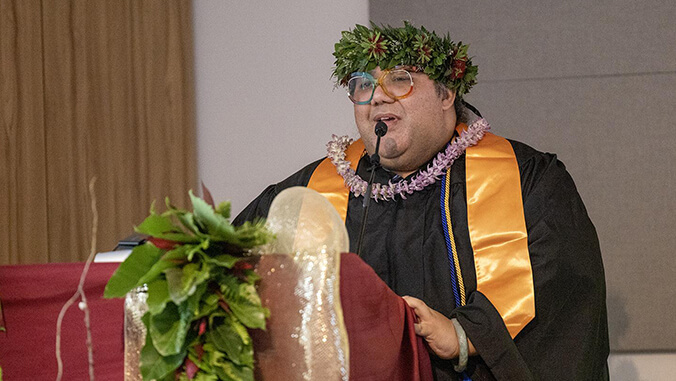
234, 139, 610, 381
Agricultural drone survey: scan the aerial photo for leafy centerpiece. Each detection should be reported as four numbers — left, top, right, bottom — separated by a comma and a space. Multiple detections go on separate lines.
104, 189, 273, 381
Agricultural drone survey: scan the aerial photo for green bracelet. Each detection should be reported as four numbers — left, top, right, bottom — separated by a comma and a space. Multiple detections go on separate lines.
451, 318, 468, 373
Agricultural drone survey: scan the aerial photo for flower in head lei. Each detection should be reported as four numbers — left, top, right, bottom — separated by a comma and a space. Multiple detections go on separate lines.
326, 118, 490, 201
332, 21, 478, 98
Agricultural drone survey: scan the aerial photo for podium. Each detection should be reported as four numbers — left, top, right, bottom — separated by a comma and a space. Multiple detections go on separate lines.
0, 254, 431, 380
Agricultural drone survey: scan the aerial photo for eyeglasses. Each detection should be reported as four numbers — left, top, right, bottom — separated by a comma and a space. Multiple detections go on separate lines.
346, 67, 418, 105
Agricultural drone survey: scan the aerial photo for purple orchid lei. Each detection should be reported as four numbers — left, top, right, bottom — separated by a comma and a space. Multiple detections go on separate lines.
326, 118, 490, 201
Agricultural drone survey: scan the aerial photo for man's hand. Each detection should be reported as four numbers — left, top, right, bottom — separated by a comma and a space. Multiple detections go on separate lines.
402, 296, 476, 359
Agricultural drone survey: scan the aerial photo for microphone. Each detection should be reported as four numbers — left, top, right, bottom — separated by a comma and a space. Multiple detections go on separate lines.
356, 121, 388, 256
363, 120, 387, 205
370, 121, 387, 166
375, 120, 388, 136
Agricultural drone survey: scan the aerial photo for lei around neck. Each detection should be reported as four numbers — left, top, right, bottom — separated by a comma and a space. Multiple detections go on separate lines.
327, 118, 490, 201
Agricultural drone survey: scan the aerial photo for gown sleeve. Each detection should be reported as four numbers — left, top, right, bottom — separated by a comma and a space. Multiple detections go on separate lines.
452, 145, 609, 380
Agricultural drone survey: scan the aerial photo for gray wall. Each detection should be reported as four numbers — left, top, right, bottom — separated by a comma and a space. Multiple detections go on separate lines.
370, 0, 676, 353
193, 0, 368, 216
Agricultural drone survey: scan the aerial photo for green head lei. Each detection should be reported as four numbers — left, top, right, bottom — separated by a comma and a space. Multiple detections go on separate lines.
332, 21, 478, 98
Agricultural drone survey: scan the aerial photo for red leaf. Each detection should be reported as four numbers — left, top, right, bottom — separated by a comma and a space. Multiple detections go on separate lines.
195, 343, 204, 361
450, 60, 467, 80
198, 318, 207, 336
147, 237, 181, 250
201, 181, 215, 208
185, 358, 198, 379
234, 261, 254, 271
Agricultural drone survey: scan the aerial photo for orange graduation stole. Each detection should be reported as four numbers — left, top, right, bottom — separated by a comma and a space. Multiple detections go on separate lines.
307, 127, 535, 338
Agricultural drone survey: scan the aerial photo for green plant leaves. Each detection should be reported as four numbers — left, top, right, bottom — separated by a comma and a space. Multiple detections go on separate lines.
178, 372, 219, 381
192, 343, 253, 381
190, 191, 237, 241
137, 245, 189, 286
215, 201, 231, 219
220, 275, 268, 330
140, 315, 186, 380
166, 263, 210, 305
104, 243, 164, 298
148, 302, 193, 356
214, 361, 253, 381
231, 220, 274, 249
209, 315, 253, 367
205, 254, 240, 269
136, 214, 199, 243
105, 191, 271, 380
147, 279, 171, 315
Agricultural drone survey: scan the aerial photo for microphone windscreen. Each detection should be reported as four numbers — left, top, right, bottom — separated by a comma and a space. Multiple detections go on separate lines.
375, 121, 388, 137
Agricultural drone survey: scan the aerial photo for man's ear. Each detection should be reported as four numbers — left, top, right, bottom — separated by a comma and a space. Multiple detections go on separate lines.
441, 89, 456, 111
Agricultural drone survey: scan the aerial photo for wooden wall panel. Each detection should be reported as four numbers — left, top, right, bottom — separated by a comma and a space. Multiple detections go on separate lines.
0, 0, 49, 264
0, 0, 196, 264
130, 0, 197, 213
85, 1, 142, 256
42, 0, 91, 262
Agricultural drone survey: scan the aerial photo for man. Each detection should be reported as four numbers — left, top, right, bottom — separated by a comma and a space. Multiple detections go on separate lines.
235, 22, 609, 380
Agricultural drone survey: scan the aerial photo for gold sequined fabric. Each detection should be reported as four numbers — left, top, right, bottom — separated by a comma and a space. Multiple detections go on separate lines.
124, 286, 147, 381
252, 187, 350, 380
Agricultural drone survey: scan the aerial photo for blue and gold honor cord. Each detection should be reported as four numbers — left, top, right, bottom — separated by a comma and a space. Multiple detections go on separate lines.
441, 166, 472, 380
440, 166, 466, 308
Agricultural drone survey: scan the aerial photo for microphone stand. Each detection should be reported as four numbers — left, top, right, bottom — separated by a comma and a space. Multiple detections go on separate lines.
356, 121, 387, 257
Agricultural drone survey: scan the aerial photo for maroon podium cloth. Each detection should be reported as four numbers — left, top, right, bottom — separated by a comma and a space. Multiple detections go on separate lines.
0, 262, 124, 380
0, 255, 432, 380
340, 253, 432, 381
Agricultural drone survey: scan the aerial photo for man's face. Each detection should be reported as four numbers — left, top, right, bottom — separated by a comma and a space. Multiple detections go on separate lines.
353, 67, 456, 176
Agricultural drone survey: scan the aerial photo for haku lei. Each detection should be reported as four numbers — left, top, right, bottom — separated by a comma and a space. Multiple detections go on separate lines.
326, 118, 490, 201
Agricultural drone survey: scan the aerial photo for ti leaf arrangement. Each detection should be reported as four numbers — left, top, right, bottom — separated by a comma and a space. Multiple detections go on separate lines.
104, 188, 273, 381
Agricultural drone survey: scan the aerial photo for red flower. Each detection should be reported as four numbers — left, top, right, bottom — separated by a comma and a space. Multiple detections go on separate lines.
450, 59, 467, 80
414, 34, 432, 63
147, 237, 181, 250
366, 32, 388, 59
417, 45, 432, 63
